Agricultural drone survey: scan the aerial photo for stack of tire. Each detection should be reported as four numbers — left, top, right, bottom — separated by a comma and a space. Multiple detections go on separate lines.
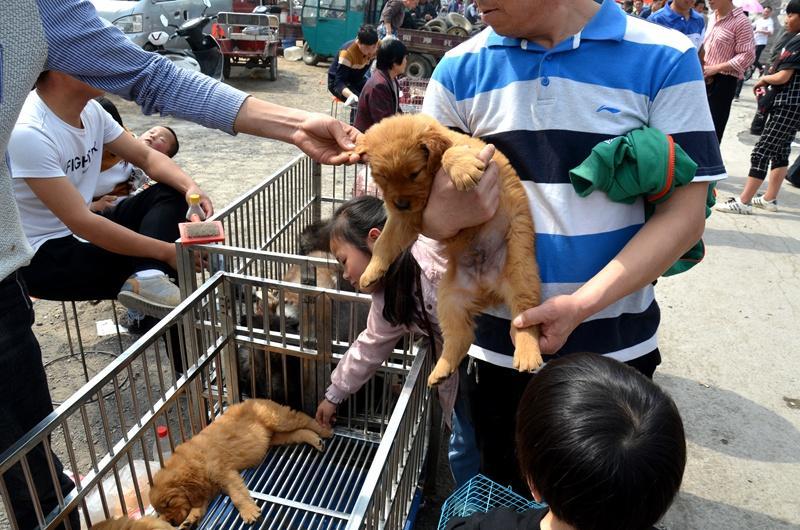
420, 12, 484, 38
403, 13, 484, 78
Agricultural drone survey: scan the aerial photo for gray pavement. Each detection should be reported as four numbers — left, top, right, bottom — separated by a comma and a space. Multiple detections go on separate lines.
655, 86, 800, 529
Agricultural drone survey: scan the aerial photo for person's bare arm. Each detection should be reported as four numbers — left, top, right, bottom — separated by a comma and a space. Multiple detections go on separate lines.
105, 131, 212, 217
232, 97, 361, 165
513, 182, 708, 353
754, 68, 794, 91
25, 177, 177, 269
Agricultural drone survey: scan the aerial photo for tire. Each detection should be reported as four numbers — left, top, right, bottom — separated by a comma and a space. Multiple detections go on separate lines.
222, 56, 231, 79
302, 42, 320, 66
268, 55, 278, 81
143, 42, 157, 52
446, 26, 469, 37
423, 18, 448, 32
405, 53, 433, 80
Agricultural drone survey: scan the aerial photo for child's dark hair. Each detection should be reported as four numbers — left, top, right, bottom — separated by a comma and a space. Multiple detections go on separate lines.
163, 126, 180, 158
516, 353, 686, 530
357, 24, 379, 45
328, 196, 427, 329
95, 96, 124, 127
376, 39, 408, 71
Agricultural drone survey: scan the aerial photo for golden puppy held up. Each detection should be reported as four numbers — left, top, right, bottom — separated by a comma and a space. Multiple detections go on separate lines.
149, 399, 333, 527
90, 516, 175, 530
356, 114, 543, 386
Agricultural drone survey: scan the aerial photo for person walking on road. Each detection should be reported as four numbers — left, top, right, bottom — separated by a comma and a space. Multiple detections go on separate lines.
716, 1, 800, 214
702, 0, 756, 141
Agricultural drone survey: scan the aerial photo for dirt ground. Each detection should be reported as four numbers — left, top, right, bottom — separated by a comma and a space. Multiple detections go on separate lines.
22, 57, 453, 530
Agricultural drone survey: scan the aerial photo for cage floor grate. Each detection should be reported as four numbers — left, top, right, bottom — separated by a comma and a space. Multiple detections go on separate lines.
197, 433, 378, 530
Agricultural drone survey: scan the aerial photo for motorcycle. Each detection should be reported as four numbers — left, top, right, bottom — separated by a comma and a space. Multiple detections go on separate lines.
145, 0, 223, 80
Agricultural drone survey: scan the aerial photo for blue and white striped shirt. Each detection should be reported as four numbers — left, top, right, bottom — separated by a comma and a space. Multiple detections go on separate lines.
422, 0, 726, 367
35, 0, 248, 134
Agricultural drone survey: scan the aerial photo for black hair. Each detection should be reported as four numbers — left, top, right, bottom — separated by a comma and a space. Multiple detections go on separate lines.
328, 196, 427, 329
787, 0, 800, 15
357, 24, 379, 45
163, 126, 180, 158
516, 353, 686, 530
376, 39, 408, 71
35, 70, 51, 88
94, 97, 125, 127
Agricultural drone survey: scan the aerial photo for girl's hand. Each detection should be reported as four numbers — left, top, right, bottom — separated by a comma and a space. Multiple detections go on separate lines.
315, 399, 338, 428
754, 78, 769, 93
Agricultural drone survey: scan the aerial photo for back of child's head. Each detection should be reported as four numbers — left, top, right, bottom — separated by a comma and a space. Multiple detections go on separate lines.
328, 195, 387, 254
516, 353, 686, 530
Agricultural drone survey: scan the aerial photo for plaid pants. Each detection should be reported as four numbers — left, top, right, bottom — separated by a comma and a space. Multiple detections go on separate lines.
750, 105, 800, 180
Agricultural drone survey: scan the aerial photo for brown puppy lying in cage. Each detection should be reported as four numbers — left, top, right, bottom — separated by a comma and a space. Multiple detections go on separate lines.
149, 399, 332, 527
90, 516, 175, 530
355, 113, 543, 386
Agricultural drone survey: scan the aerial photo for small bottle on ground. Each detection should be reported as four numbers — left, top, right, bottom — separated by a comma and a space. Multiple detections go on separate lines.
153, 425, 172, 463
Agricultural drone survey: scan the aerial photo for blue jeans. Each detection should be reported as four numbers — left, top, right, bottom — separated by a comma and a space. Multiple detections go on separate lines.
448, 361, 480, 487
0, 272, 79, 530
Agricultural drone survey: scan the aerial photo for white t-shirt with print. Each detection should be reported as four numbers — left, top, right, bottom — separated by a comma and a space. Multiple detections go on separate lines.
754, 17, 773, 46
9, 91, 124, 250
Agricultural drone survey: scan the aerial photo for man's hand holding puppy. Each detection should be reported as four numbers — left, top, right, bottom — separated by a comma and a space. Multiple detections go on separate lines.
422, 144, 501, 240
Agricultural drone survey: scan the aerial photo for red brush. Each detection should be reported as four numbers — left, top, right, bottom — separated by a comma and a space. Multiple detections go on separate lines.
179, 194, 225, 244
179, 215, 225, 244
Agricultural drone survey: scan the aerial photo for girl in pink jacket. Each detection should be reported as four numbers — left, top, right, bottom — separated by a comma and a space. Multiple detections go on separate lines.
314, 196, 479, 485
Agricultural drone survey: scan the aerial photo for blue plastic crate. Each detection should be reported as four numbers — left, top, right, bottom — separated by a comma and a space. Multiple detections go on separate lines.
438, 474, 546, 530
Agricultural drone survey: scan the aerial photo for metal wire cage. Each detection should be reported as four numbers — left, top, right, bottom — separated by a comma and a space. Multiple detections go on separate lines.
0, 272, 433, 530
437, 474, 545, 530
398, 77, 430, 114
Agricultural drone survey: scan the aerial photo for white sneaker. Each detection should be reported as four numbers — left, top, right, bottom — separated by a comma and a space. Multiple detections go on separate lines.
751, 194, 778, 212
715, 197, 753, 215
117, 273, 180, 319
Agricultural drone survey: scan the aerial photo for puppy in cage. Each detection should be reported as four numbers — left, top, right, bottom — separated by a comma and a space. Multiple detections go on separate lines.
149, 399, 332, 527
236, 219, 367, 405
90, 516, 175, 530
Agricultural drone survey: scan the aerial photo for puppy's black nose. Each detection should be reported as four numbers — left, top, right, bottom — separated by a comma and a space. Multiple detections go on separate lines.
394, 199, 411, 210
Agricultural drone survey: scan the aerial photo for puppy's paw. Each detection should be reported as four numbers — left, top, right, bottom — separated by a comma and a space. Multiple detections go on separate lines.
442, 145, 485, 192
238, 502, 261, 524
512, 329, 543, 373
311, 434, 325, 452
359, 262, 386, 290
427, 358, 454, 387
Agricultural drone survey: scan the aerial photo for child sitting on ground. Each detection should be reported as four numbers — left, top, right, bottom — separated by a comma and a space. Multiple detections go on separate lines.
314, 195, 480, 486
446, 352, 686, 530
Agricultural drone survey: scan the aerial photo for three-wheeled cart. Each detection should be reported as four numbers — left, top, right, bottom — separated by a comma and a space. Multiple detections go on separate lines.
216, 11, 280, 80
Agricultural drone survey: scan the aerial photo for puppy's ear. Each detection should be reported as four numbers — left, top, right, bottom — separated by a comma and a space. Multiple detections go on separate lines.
422, 125, 452, 176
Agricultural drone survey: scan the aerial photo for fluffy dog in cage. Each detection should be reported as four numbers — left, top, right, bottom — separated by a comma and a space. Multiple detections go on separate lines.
236, 249, 340, 403
90, 516, 175, 530
149, 399, 332, 527
355, 113, 543, 386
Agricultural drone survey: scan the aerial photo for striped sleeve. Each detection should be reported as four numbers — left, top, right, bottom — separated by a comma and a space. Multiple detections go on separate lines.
648, 47, 726, 181
37, 0, 248, 134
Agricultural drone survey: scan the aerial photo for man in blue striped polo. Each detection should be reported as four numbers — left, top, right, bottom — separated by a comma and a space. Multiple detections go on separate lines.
648, 0, 706, 49
421, 0, 725, 493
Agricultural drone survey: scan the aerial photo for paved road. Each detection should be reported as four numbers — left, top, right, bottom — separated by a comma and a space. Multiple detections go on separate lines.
655, 88, 800, 529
